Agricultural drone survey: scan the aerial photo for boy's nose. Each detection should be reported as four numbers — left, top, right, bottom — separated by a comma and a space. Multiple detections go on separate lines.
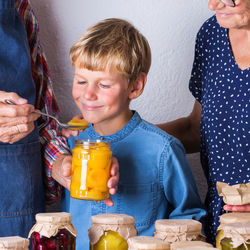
84, 85, 97, 100
208, 0, 225, 10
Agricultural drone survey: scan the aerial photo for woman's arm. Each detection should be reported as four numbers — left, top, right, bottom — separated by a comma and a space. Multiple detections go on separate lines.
158, 100, 201, 153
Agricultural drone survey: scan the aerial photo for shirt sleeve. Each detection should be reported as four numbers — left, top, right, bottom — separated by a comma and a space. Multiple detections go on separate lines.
16, 0, 70, 203
189, 28, 205, 104
162, 139, 207, 222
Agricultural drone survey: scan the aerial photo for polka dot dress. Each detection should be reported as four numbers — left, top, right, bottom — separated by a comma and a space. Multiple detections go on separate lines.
189, 15, 250, 244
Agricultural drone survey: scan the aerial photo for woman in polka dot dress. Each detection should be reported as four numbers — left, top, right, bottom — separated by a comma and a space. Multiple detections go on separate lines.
159, 0, 250, 244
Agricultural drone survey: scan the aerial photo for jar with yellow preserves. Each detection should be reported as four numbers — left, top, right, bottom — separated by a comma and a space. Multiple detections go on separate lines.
127, 236, 170, 250
70, 139, 112, 201
88, 213, 137, 250
154, 219, 205, 244
219, 222, 250, 249
171, 240, 214, 250
0, 236, 29, 249
216, 213, 250, 249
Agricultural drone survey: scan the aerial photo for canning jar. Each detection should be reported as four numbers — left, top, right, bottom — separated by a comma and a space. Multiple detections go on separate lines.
0, 236, 29, 249
89, 213, 137, 250
70, 139, 112, 201
127, 236, 170, 250
216, 213, 250, 249
219, 222, 250, 249
171, 240, 214, 250
154, 219, 205, 244
28, 212, 77, 250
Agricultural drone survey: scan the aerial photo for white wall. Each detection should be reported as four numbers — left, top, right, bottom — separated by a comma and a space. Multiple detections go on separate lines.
31, 0, 213, 201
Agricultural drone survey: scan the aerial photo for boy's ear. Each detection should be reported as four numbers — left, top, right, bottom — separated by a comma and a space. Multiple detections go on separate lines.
128, 73, 147, 100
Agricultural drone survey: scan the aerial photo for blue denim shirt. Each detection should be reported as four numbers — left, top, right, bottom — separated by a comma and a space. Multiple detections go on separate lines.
64, 111, 206, 249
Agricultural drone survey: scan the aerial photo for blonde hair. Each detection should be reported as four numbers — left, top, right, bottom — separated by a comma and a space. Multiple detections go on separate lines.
70, 18, 151, 83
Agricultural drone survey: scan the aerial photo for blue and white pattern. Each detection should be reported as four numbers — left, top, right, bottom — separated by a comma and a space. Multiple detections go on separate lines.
189, 15, 250, 243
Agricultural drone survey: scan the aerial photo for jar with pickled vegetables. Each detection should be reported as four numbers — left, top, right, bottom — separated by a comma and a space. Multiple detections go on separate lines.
88, 213, 137, 250
0, 236, 29, 249
70, 139, 112, 201
219, 222, 250, 250
154, 219, 205, 244
127, 236, 170, 250
171, 240, 214, 250
28, 212, 77, 250
216, 213, 250, 249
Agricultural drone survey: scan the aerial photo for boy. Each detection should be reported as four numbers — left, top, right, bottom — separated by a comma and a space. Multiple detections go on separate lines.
63, 18, 206, 248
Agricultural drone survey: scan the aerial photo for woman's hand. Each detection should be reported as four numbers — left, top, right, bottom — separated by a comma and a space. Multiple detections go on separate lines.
224, 204, 250, 212
52, 155, 119, 207
0, 91, 40, 143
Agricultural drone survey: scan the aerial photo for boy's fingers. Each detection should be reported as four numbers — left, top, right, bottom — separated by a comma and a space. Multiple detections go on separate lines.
104, 197, 114, 207
224, 204, 250, 212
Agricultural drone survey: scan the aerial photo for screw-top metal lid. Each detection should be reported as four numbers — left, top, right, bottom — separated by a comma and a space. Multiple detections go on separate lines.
128, 236, 170, 250
91, 213, 135, 225
0, 236, 29, 249
155, 219, 202, 233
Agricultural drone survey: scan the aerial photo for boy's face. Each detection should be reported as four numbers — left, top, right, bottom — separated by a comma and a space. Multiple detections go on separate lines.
72, 67, 133, 134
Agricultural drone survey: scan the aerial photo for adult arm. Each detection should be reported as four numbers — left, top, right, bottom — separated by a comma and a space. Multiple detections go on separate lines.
158, 100, 201, 153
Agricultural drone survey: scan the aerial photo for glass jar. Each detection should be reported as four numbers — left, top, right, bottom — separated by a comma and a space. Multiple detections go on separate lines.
216, 213, 250, 249
28, 212, 77, 250
89, 213, 137, 250
171, 240, 214, 250
71, 139, 112, 201
153, 219, 205, 244
220, 222, 250, 250
0, 236, 29, 249
127, 236, 170, 250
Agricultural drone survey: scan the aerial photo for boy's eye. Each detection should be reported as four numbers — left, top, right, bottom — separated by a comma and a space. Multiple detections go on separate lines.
99, 83, 110, 89
77, 81, 86, 85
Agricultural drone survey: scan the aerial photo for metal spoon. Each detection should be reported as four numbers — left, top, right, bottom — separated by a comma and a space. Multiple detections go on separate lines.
4, 99, 88, 130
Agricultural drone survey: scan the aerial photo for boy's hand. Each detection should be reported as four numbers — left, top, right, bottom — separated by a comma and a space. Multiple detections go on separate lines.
51, 155, 119, 207
61, 114, 84, 138
224, 204, 250, 212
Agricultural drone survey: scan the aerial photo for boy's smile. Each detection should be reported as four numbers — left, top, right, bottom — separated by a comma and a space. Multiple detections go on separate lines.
72, 67, 134, 135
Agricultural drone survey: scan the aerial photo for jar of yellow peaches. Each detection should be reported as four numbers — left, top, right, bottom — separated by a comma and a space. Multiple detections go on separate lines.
0, 236, 29, 249
88, 213, 138, 250
70, 139, 112, 201
154, 219, 205, 244
216, 213, 250, 249
127, 236, 170, 250
219, 222, 250, 249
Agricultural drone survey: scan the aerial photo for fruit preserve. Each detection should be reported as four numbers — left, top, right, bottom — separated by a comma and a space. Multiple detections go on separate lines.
89, 213, 137, 250
0, 236, 29, 249
70, 139, 112, 201
127, 236, 170, 250
216, 213, 250, 249
220, 222, 250, 250
154, 219, 205, 244
28, 212, 77, 250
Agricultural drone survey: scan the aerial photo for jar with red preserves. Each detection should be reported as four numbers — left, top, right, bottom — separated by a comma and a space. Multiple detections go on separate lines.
0, 236, 29, 249
28, 212, 77, 250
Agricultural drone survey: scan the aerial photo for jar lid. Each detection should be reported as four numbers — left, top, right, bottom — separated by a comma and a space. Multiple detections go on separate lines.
91, 213, 135, 225
223, 222, 250, 235
155, 219, 202, 233
177, 247, 218, 250
220, 212, 250, 224
28, 212, 77, 239
128, 236, 170, 249
0, 236, 29, 249
171, 240, 213, 250
217, 181, 250, 205
36, 212, 72, 223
